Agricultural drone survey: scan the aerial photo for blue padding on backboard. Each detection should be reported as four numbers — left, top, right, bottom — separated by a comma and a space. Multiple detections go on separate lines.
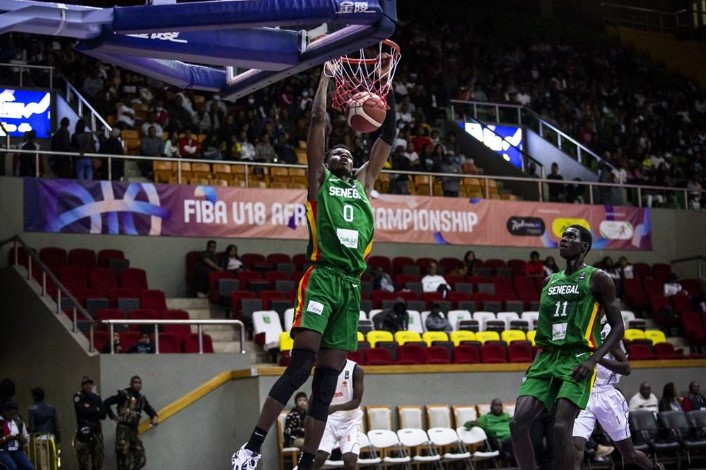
0, 0, 111, 39
112, 0, 383, 34
78, 27, 299, 71
78, 49, 224, 91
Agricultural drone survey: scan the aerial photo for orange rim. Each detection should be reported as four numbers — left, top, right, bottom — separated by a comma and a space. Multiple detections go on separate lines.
339, 39, 400, 65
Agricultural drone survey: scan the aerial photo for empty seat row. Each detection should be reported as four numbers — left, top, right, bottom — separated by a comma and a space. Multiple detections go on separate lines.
57, 267, 148, 296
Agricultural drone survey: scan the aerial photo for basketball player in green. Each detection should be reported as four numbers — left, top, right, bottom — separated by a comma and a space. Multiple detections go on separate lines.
232, 63, 396, 470
510, 225, 625, 470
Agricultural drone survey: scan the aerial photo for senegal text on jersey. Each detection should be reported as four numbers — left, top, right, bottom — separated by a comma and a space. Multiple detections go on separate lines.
547, 285, 580, 296
329, 186, 362, 199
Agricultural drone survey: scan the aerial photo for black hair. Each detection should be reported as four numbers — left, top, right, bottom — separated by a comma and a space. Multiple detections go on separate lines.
530, 251, 540, 258
2, 400, 18, 411
31, 387, 44, 402
130, 375, 142, 383
206, 239, 216, 247
326, 144, 352, 161
294, 391, 308, 402
569, 224, 592, 255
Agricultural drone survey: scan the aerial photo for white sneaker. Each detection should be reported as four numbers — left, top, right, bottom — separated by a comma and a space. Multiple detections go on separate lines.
231, 445, 261, 470
594, 444, 615, 458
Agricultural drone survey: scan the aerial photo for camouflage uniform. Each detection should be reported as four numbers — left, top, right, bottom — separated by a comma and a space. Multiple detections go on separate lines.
103, 387, 157, 470
73, 388, 106, 470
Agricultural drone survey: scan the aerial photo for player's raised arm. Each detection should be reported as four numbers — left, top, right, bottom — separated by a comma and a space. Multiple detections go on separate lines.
307, 68, 331, 200
356, 89, 396, 196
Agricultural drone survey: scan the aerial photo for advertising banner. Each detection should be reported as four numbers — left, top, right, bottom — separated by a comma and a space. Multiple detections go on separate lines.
24, 179, 652, 250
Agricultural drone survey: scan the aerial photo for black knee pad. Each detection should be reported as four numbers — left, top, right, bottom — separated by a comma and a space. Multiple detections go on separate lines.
309, 367, 339, 422
268, 348, 316, 405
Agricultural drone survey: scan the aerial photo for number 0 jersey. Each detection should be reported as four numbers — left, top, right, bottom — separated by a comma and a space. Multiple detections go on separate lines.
306, 169, 374, 276
536, 265, 603, 351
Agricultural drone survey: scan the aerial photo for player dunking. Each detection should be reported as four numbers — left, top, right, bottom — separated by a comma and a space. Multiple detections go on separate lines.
231, 62, 395, 470
572, 322, 663, 470
510, 225, 625, 470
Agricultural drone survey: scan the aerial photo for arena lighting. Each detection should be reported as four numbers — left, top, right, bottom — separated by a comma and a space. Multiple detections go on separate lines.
463, 122, 523, 169
0, 88, 52, 139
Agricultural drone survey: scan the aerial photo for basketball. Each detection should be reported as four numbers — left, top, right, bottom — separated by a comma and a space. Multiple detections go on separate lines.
346, 91, 386, 133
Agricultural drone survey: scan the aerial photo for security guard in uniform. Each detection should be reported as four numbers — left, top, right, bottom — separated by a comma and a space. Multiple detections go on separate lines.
73, 377, 106, 470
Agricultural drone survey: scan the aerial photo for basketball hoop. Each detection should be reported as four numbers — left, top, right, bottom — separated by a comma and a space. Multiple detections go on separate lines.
326, 39, 401, 111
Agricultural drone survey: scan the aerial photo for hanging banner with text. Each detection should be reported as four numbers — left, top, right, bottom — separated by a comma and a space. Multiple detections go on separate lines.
24, 179, 652, 250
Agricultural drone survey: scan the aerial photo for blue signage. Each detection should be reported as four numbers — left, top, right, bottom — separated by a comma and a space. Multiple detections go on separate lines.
0, 89, 52, 139
462, 122, 523, 169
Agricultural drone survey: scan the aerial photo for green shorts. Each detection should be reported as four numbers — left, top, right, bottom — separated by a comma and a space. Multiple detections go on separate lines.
517, 348, 596, 411
291, 266, 361, 351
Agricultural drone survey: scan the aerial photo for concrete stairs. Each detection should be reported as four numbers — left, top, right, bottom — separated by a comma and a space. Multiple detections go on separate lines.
123, 160, 150, 183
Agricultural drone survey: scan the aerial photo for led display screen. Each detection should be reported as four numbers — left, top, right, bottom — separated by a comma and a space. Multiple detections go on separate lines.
462, 122, 523, 169
0, 89, 52, 139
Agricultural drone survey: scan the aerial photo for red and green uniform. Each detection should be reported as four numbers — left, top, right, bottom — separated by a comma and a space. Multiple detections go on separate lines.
293, 169, 374, 351
518, 265, 603, 410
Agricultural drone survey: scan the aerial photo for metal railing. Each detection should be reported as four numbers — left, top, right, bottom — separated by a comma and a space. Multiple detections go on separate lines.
64, 80, 113, 138
601, 3, 693, 34
449, 99, 614, 172
99, 319, 246, 355
9, 147, 705, 209
0, 62, 55, 89
1, 235, 246, 354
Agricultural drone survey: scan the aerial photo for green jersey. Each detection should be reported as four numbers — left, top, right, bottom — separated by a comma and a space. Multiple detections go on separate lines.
535, 265, 602, 351
305, 169, 374, 276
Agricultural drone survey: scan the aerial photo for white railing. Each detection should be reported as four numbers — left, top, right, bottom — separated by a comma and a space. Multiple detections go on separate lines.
9, 147, 706, 210
601, 3, 693, 34
449, 99, 614, 172
64, 80, 113, 138
0, 62, 55, 89
98, 319, 246, 355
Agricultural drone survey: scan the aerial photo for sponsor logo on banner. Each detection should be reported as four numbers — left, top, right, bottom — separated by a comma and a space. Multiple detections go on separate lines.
506, 216, 545, 236
551, 218, 590, 238
599, 220, 633, 240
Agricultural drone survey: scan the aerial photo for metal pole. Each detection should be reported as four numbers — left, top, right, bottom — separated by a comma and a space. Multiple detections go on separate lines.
110, 324, 115, 354
637, 187, 643, 207
42, 272, 46, 296
108, 157, 112, 181
684, 190, 688, 209
27, 255, 32, 280
89, 325, 95, 353
154, 324, 160, 354
57, 290, 62, 315
589, 183, 594, 205
197, 325, 204, 354
495, 105, 500, 123
72, 306, 78, 332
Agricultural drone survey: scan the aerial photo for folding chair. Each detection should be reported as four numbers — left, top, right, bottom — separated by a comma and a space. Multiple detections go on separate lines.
366, 430, 412, 469
427, 427, 472, 469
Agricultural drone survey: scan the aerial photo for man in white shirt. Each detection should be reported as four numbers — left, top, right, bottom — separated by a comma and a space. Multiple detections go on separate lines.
628, 382, 659, 412
421, 261, 451, 296
312, 360, 364, 470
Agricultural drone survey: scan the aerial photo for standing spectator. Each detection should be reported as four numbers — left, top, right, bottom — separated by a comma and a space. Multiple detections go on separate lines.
17, 130, 39, 177
139, 125, 164, 178
658, 383, 683, 412
284, 392, 307, 449
421, 261, 451, 297
546, 162, 565, 202
28, 387, 60, 470
178, 129, 200, 159
0, 400, 33, 470
425, 304, 453, 333
439, 152, 461, 197
98, 127, 124, 181
128, 333, 155, 354
525, 251, 544, 277
628, 382, 659, 412
166, 95, 192, 133
193, 240, 222, 298
50, 117, 75, 178
373, 298, 408, 334
73, 376, 106, 470
526, 160, 539, 178
220, 244, 244, 274
542, 256, 559, 276
192, 104, 212, 135
71, 119, 97, 180
681, 381, 705, 411
103, 376, 158, 470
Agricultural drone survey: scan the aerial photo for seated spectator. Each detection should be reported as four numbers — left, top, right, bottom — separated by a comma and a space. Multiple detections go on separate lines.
162, 131, 181, 159
102, 332, 123, 354
284, 392, 307, 449
238, 132, 256, 161
373, 298, 408, 334
461, 156, 479, 175
220, 244, 244, 274
370, 266, 394, 293
140, 126, 164, 158
115, 100, 136, 130
128, 333, 155, 354
193, 239, 223, 298
658, 382, 683, 412
425, 304, 452, 333
663, 273, 686, 297
140, 112, 164, 138
617, 256, 633, 280
681, 381, 705, 411
464, 399, 513, 461
179, 129, 200, 159
628, 382, 658, 412
543, 256, 559, 276
525, 251, 544, 277
421, 261, 451, 297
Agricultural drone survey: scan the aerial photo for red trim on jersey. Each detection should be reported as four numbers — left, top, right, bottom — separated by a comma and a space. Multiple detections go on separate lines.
293, 266, 315, 328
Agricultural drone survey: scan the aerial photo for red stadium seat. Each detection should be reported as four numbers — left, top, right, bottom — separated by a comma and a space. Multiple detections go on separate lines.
139, 290, 167, 313
480, 343, 507, 363
57, 266, 88, 292
632, 262, 651, 281
185, 251, 200, 290
453, 345, 480, 364
424, 346, 451, 364
681, 311, 706, 346
650, 295, 678, 328
439, 257, 460, 276
208, 271, 234, 303
371, 290, 397, 308
484, 259, 506, 270
69, 248, 97, 269
347, 349, 366, 365
182, 333, 214, 353
240, 253, 267, 270
265, 271, 290, 283
157, 333, 182, 353
127, 309, 161, 332
108, 288, 140, 308
642, 278, 662, 300
89, 267, 118, 295
670, 294, 692, 314
507, 259, 527, 276
623, 279, 649, 312
416, 257, 437, 275
120, 268, 149, 291
392, 257, 416, 276
364, 347, 393, 365
507, 342, 534, 363
653, 342, 684, 360
95, 308, 126, 330
396, 344, 426, 365
292, 253, 309, 271
119, 331, 141, 350
266, 253, 291, 267
626, 343, 655, 361
92, 330, 110, 353
162, 309, 192, 342
230, 290, 258, 320
97, 249, 126, 267
39, 247, 68, 271
491, 276, 515, 297
652, 263, 672, 284
680, 279, 704, 295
